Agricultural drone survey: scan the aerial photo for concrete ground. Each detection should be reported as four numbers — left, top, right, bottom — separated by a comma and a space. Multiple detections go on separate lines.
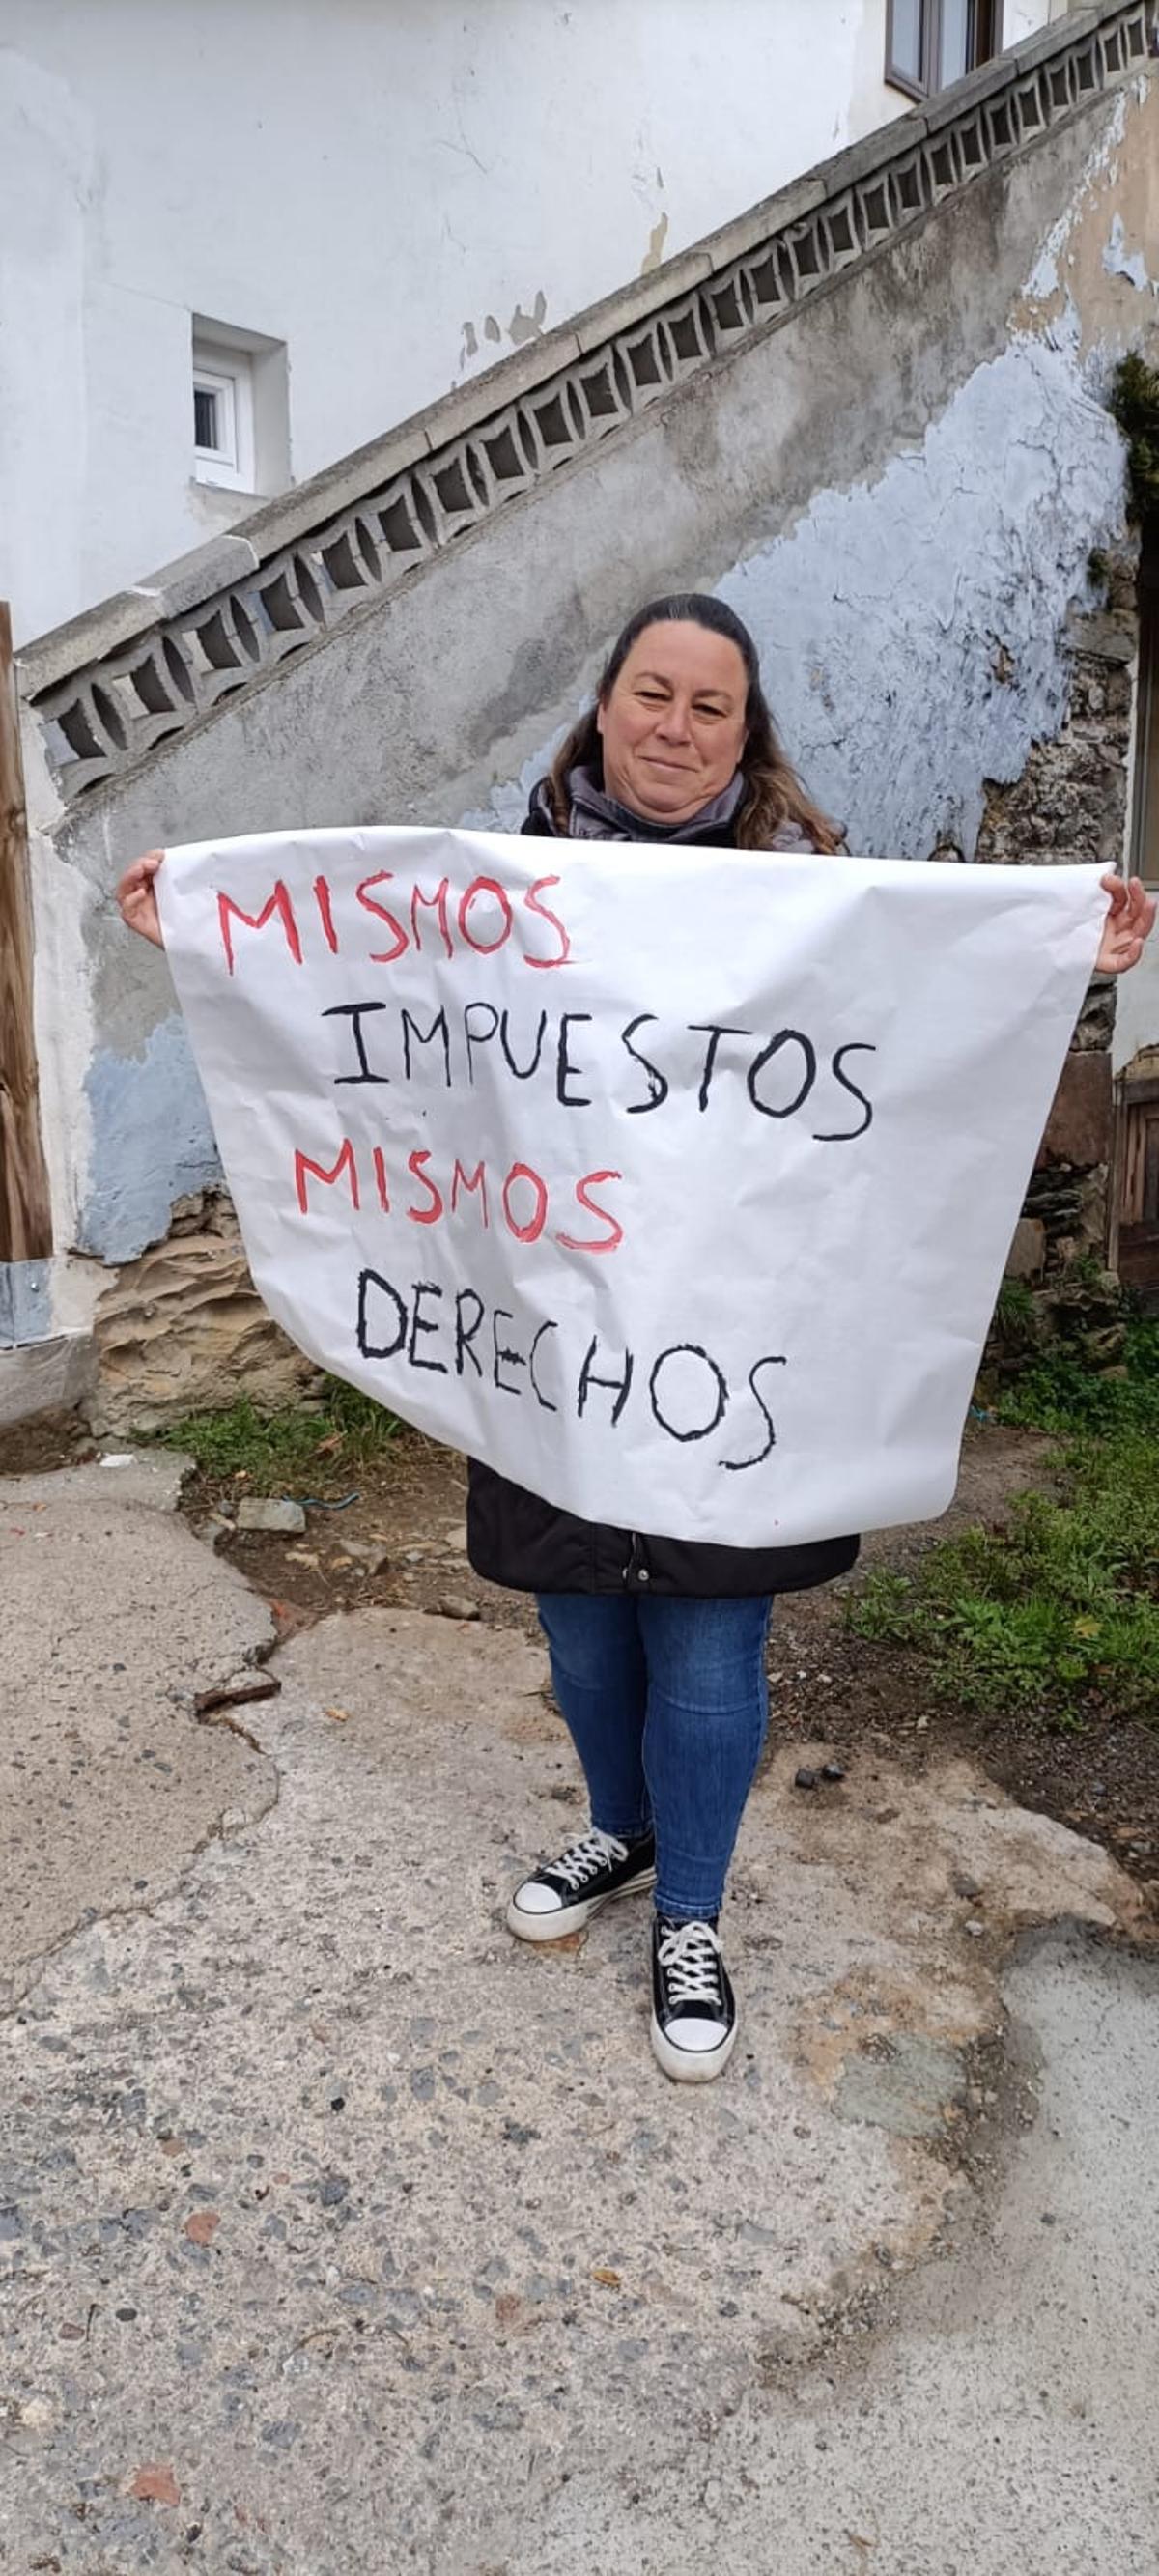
1, 1458, 1156, 2574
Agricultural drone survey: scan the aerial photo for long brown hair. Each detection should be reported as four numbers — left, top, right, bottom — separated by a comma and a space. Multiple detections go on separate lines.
544, 593, 841, 852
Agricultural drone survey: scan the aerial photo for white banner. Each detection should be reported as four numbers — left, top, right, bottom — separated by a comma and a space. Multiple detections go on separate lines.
157, 828, 1103, 1547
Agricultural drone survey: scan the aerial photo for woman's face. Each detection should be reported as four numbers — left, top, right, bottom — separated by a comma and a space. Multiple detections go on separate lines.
596, 619, 749, 824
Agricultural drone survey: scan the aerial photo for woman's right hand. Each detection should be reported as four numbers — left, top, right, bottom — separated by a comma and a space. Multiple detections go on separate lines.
117, 850, 166, 948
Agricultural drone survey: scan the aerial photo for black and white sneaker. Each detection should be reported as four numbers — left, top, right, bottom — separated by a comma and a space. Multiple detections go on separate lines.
650, 1914, 737, 2082
506, 1826, 656, 1942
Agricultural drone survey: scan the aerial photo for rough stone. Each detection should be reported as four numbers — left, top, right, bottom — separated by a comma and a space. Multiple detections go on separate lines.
338, 1538, 392, 1573
1072, 976, 1117, 1053
973, 595, 1136, 874
194, 1670, 282, 1716
1036, 1048, 1114, 1173
431, 1593, 482, 1622
1006, 1215, 1046, 1281
192, 1512, 235, 1550
236, 1497, 307, 1535
89, 1191, 320, 1436
1023, 1158, 1108, 1258
975, 580, 1135, 1280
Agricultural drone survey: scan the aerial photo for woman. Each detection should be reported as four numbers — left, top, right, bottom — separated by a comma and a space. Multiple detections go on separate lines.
118, 592, 1155, 2087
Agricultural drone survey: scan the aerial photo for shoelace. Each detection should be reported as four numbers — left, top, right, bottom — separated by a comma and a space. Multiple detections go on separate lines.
547, 1827, 630, 1892
657, 1918, 724, 2008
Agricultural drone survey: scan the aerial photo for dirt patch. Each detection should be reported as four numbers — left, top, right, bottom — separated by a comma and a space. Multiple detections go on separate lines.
4, 1409, 1156, 1911
0, 1409, 97, 1475
175, 1431, 546, 1652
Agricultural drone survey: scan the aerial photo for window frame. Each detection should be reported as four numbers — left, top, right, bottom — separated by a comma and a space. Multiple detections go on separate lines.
885, 0, 1003, 101
886, 0, 931, 100
191, 342, 256, 492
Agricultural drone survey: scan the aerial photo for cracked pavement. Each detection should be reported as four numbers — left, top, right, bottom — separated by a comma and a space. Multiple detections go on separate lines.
1, 1456, 1156, 2572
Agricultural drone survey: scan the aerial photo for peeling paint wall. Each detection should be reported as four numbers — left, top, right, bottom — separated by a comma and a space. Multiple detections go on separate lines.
469, 332, 1128, 866
720, 340, 1125, 864
1, 0, 1055, 642
79, 1023, 219, 1264
21, 65, 1159, 1345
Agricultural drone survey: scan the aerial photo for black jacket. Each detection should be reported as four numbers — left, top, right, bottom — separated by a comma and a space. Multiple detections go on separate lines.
465, 794, 861, 1599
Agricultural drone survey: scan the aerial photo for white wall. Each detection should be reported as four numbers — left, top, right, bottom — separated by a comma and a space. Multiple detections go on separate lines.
1007, 0, 1074, 37
0, 0, 1053, 644
1113, 933, 1159, 1068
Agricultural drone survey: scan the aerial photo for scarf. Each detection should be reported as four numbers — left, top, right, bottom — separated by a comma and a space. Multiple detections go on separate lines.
528, 762, 814, 851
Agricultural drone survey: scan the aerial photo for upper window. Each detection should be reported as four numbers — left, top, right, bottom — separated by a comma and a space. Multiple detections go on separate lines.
190, 318, 290, 499
192, 338, 255, 491
886, 0, 1002, 99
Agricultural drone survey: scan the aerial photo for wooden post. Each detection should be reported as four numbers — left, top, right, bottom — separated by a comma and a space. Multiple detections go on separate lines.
0, 603, 53, 1266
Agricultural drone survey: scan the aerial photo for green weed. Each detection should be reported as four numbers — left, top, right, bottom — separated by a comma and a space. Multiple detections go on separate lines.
156, 1381, 401, 1489
848, 1428, 1159, 1725
995, 1316, 1159, 1437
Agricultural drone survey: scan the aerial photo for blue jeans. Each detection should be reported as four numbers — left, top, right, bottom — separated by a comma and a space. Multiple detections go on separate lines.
535, 1592, 772, 1921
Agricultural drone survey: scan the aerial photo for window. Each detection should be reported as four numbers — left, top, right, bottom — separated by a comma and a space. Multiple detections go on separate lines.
192, 339, 255, 491
886, 0, 1002, 99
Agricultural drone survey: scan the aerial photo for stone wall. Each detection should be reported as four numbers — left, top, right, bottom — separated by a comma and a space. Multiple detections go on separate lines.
90, 1192, 319, 1434
976, 552, 1139, 1279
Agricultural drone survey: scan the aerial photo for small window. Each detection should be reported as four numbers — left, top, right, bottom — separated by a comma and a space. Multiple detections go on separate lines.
886, 0, 1002, 99
192, 339, 255, 491
193, 381, 226, 455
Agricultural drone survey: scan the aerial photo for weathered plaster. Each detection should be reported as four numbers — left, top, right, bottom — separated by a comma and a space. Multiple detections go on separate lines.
1016, 77, 1159, 362
1103, 211, 1154, 295
0, 1261, 52, 1345
471, 338, 1127, 864
718, 340, 1127, 860
78, 1018, 219, 1262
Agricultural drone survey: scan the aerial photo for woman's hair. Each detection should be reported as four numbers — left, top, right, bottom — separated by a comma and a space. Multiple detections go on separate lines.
544, 592, 841, 852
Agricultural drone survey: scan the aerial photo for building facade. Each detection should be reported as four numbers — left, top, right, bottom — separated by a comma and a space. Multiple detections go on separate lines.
3, 0, 1158, 1428
1, 0, 1061, 644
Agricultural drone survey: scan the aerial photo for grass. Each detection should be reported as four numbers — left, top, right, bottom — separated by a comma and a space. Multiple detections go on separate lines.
156, 1379, 401, 1490
848, 1310, 1159, 1727
994, 1315, 1159, 1439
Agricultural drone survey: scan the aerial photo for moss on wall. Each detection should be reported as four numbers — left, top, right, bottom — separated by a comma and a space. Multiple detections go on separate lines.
1109, 353, 1159, 528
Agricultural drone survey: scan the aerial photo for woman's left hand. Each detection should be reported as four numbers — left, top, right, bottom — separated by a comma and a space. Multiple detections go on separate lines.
1096, 871, 1156, 975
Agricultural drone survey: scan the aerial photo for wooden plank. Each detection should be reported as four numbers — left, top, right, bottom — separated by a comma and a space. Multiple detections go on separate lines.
1144, 1115, 1159, 1231
1118, 1104, 1145, 1229
0, 602, 53, 1265
1119, 1222, 1159, 1299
